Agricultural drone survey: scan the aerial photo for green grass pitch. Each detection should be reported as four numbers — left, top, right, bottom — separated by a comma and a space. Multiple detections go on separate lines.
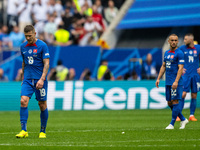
0, 109, 200, 149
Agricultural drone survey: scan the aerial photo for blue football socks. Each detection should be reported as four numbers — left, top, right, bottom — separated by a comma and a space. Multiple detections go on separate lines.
20, 107, 28, 131
169, 104, 185, 121
170, 104, 179, 126
179, 98, 185, 111
40, 108, 48, 133
178, 99, 185, 121
190, 98, 196, 115
178, 112, 185, 121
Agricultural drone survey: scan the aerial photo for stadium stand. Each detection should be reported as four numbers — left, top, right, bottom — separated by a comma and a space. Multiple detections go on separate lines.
117, 0, 200, 29
0, 0, 200, 81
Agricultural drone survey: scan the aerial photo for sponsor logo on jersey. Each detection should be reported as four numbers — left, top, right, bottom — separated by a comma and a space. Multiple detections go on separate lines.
45, 53, 49, 56
28, 49, 32, 54
33, 49, 37, 53
194, 50, 197, 57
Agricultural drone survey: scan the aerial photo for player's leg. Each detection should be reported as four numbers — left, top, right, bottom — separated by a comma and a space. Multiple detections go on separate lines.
166, 86, 188, 129
174, 86, 188, 129
168, 100, 188, 129
176, 76, 190, 121
176, 91, 187, 121
20, 96, 30, 131
16, 96, 30, 138
189, 93, 197, 121
180, 91, 187, 111
39, 101, 48, 132
16, 80, 34, 138
170, 100, 180, 126
189, 76, 199, 121
181, 76, 190, 111
176, 86, 187, 122
35, 80, 48, 138
181, 76, 190, 109
165, 86, 174, 129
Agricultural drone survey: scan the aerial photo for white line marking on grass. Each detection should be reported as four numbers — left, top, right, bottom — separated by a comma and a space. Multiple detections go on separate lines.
0, 144, 11, 146
0, 127, 200, 135
0, 143, 199, 147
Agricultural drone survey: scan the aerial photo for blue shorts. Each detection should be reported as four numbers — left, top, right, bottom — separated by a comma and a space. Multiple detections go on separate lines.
165, 85, 183, 101
21, 79, 48, 101
182, 75, 200, 93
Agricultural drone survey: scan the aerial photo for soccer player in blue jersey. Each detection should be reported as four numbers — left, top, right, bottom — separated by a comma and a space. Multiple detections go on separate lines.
178, 33, 200, 121
16, 25, 50, 138
156, 34, 188, 129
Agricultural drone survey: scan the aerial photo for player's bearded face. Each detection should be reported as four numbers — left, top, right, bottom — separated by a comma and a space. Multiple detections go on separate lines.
169, 36, 178, 48
25, 31, 36, 44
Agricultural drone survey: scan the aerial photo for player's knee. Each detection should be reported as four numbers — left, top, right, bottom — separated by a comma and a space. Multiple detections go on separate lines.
38, 101, 47, 111
20, 96, 29, 107
191, 93, 197, 99
172, 100, 179, 105
167, 101, 172, 106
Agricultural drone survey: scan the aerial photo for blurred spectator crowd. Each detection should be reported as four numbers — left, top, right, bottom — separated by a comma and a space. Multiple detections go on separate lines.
0, 0, 159, 82
0, 0, 125, 51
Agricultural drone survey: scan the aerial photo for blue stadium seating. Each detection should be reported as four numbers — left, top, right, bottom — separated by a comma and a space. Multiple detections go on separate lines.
117, 0, 200, 29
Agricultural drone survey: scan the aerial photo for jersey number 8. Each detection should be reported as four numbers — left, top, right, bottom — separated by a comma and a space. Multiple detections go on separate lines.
28, 56, 34, 64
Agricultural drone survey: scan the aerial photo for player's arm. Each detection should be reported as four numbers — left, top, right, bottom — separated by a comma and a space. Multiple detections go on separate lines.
197, 67, 200, 75
156, 62, 166, 88
21, 60, 25, 85
41, 58, 49, 81
22, 60, 25, 77
179, 46, 186, 74
172, 64, 183, 90
36, 58, 49, 89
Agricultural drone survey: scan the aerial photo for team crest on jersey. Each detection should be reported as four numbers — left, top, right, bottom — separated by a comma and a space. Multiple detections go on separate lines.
167, 55, 170, 59
170, 55, 174, 59
33, 49, 37, 53
28, 49, 32, 54
189, 50, 193, 54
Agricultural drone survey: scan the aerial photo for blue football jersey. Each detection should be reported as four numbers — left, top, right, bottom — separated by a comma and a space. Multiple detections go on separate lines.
164, 49, 184, 85
179, 45, 200, 76
21, 39, 50, 80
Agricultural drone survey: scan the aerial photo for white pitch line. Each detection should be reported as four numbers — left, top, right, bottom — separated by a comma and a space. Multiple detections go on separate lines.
0, 143, 199, 147
1, 139, 200, 146
0, 127, 200, 135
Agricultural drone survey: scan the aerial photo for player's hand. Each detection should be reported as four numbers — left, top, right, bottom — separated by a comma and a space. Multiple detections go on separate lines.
36, 79, 44, 89
182, 68, 186, 74
197, 68, 200, 75
156, 79, 160, 88
172, 81, 178, 90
